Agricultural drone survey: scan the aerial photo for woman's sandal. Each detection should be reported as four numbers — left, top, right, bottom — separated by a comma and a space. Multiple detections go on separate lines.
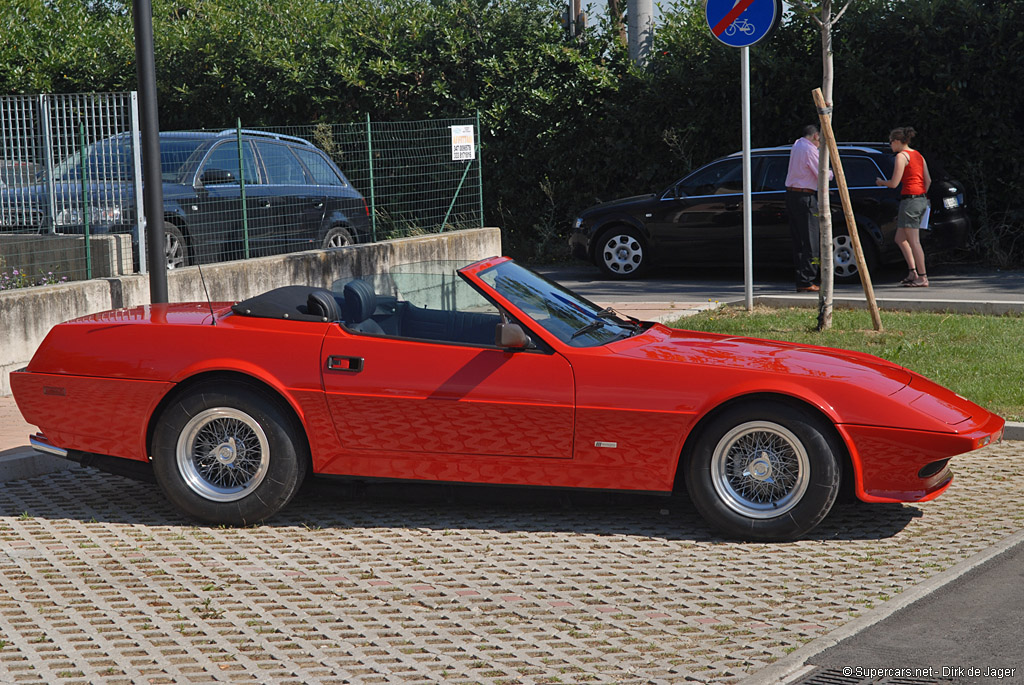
903, 273, 928, 287
900, 269, 918, 285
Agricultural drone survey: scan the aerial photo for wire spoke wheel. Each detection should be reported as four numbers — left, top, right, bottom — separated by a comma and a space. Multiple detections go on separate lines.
710, 420, 811, 519
176, 408, 271, 502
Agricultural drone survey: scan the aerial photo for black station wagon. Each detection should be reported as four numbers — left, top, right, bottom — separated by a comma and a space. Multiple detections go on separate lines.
0, 130, 370, 269
569, 144, 970, 281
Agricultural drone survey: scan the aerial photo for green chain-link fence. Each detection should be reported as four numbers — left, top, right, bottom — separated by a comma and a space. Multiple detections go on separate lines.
1, 91, 484, 289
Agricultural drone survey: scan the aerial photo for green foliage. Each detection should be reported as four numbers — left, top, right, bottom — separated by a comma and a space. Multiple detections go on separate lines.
0, 0, 1020, 263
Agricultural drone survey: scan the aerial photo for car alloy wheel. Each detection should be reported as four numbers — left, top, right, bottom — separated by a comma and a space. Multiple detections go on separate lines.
597, 227, 647, 278
322, 226, 354, 249
832, 234, 859, 281
164, 222, 189, 269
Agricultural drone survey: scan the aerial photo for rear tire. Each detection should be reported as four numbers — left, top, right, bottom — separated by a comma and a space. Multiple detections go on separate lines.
685, 401, 842, 541
833, 229, 878, 284
152, 382, 308, 526
595, 226, 649, 279
322, 226, 354, 249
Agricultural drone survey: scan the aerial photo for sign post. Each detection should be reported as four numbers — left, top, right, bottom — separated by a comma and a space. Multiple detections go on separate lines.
705, 0, 781, 311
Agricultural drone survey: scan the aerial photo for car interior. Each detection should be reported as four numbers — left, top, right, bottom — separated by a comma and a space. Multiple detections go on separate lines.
231, 280, 503, 346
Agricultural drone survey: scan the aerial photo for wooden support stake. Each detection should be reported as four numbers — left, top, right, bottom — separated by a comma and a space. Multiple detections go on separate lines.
812, 88, 883, 332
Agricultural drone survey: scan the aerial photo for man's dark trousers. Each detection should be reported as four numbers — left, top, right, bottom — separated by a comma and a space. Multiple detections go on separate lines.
786, 189, 820, 289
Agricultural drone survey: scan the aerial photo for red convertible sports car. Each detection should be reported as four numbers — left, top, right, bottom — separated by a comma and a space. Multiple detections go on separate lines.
13, 257, 1004, 541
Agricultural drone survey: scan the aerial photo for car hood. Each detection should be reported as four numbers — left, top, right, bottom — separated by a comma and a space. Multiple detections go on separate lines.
616, 325, 912, 393
580, 193, 657, 215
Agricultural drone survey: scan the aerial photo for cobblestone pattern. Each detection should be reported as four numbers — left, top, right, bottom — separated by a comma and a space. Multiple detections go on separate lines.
0, 441, 1022, 684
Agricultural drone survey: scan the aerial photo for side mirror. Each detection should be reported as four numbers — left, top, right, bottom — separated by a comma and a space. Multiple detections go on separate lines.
200, 168, 237, 185
495, 322, 531, 350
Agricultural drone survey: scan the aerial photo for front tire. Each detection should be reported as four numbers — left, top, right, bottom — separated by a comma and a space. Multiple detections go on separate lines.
595, 226, 649, 279
152, 382, 308, 525
164, 222, 189, 269
685, 401, 841, 541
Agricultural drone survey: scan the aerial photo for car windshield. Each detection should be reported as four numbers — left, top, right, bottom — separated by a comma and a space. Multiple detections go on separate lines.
52, 135, 206, 183
476, 261, 638, 347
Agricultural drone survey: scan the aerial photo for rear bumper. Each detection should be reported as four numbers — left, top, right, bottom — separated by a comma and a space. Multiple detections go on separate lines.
926, 213, 971, 250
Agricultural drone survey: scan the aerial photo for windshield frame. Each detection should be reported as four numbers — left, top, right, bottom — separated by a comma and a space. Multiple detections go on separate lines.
467, 259, 639, 348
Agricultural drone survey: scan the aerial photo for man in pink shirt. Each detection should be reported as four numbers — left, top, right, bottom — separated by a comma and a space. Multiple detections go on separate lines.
784, 125, 828, 292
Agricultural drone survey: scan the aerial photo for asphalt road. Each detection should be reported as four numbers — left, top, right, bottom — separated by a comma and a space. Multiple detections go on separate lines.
529, 261, 1024, 308
803, 535, 1024, 684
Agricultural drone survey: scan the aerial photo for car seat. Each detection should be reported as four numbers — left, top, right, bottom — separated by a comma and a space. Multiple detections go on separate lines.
342, 279, 385, 334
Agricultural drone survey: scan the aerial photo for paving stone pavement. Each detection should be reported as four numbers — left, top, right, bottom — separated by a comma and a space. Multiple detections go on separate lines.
1, 439, 1022, 684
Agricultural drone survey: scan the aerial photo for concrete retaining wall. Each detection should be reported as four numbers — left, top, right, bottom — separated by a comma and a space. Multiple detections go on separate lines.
1, 234, 134, 281
0, 227, 502, 395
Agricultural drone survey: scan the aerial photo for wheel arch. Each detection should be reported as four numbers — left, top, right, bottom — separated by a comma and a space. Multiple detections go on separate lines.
673, 392, 854, 495
145, 370, 311, 469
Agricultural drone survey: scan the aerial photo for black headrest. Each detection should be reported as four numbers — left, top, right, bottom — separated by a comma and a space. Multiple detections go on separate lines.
307, 289, 342, 322
342, 279, 377, 323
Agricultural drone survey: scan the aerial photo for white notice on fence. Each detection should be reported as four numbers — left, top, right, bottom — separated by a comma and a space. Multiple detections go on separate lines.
450, 125, 475, 161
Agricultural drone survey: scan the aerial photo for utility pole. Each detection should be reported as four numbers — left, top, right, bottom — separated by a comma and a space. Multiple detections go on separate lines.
133, 0, 167, 303
628, 0, 653, 66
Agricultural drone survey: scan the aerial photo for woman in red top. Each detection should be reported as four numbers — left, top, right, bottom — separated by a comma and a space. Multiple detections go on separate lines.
876, 127, 932, 287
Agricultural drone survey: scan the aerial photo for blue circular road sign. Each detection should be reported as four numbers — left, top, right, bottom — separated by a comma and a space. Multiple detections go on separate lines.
705, 0, 782, 48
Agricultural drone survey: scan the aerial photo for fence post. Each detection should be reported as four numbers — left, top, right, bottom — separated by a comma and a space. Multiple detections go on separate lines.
39, 95, 57, 234
78, 122, 93, 280
366, 112, 376, 242
237, 119, 250, 259
476, 111, 484, 227
129, 91, 147, 274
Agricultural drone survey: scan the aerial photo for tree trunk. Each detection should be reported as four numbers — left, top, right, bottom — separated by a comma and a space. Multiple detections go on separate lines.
816, 0, 835, 331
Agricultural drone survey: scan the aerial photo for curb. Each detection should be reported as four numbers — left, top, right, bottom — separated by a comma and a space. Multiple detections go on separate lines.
748, 295, 1024, 317
739, 527, 1024, 684
0, 449, 76, 482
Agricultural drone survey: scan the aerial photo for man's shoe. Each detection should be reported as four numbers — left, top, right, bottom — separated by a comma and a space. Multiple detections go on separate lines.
796, 284, 820, 292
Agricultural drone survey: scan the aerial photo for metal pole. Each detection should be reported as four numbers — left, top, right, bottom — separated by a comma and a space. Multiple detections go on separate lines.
476, 111, 484, 227
237, 119, 250, 259
133, 0, 167, 303
129, 91, 146, 273
366, 112, 376, 242
741, 47, 753, 311
628, 0, 654, 66
79, 122, 93, 280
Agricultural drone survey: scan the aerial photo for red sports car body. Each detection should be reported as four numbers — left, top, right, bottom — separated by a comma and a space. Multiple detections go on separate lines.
12, 257, 1004, 540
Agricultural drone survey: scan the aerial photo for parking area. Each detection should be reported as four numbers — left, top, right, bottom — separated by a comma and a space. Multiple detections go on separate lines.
1, 440, 1022, 684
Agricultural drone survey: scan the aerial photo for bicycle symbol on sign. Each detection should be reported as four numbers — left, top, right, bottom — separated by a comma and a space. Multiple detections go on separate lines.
724, 18, 756, 36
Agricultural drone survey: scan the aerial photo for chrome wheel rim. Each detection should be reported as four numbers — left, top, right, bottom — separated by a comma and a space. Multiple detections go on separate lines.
601, 233, 643, 275
165, 232, 186, 269
710, 421, 810, 519
176, 408, 270, 502
326, 230, 351, 248
832, 234, 857, 279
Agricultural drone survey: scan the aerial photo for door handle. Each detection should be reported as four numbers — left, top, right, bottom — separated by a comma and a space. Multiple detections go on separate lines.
258, 200, 271, 209
312, 201, 324, 208
327, 355, 364, 372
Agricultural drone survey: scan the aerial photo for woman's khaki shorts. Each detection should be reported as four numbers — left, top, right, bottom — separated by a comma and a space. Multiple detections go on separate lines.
898, 196, 929, 229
